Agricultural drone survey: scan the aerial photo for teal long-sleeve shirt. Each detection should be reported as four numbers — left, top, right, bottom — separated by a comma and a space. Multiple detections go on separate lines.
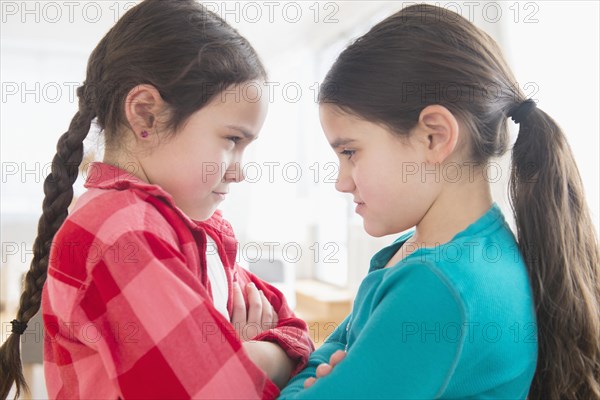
279, 203, 538, 399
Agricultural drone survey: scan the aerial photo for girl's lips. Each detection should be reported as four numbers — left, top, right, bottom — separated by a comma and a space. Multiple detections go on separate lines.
213, 192, 227, 200
355, 202, 365, 214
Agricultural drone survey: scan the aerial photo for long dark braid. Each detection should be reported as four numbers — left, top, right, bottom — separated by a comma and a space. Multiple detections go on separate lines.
0, 24, 106, 398
0, 95, 95, 399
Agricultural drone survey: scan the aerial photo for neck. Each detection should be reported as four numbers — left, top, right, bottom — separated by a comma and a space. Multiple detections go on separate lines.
409, 169, 493, 248
103, 151, 150, 184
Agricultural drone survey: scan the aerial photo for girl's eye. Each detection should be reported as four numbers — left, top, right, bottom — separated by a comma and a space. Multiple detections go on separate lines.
340, 149, 355, 159
227, 136, 242, 144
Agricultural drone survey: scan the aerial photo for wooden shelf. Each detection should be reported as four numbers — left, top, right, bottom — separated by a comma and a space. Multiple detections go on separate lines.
294, 280, 354, 347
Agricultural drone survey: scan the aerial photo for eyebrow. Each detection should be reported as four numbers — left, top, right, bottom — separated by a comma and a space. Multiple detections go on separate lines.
330, 138, 356, 149
226, 125, 258, 140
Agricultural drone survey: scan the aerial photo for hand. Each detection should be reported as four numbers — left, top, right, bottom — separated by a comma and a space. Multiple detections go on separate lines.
231, 282, 278, 341
304, 350, 346, 389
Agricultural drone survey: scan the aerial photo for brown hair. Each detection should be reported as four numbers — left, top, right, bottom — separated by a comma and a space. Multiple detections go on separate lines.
320, 4, 599, 399
0, 0, 266, 397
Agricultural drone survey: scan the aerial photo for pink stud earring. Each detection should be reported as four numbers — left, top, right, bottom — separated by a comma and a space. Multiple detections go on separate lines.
141, 130, 149, 138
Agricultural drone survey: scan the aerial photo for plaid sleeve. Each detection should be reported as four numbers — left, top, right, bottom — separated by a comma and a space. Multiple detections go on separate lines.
235, 267, 315, 377
52, 222, 279, 399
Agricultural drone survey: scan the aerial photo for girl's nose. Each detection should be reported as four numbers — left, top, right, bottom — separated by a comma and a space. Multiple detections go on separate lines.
224, 162, 245, 183
335, 166, 355, 193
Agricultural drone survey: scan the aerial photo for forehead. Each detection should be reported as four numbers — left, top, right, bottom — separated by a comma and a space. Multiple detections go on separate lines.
319, 104, 384, 138
319, 103, 350, 121
200, 81, 268, 127
319, 104, 362, 134
319, 104, 414, 149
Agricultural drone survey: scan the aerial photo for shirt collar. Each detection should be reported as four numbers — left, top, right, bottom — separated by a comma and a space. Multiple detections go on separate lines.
84, 161, 173, 199
83, 162, 231, 236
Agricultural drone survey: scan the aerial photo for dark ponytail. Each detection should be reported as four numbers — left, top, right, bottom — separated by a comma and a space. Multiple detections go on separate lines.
0, 0, 266, 397
510, 107, 600, 399
320, 4, 599, 398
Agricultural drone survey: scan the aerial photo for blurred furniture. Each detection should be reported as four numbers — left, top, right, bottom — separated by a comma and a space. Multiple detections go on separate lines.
294, 279, 353, 347
247, 257, 296, 310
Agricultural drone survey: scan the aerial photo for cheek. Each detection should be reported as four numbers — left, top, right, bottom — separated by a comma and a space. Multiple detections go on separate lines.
168, 158, 221, 197
359, 158, 424, 204
398, 173, 441, 224
198, 162, 219, 182
189, 150, 228, 184
358, 157, 400, 189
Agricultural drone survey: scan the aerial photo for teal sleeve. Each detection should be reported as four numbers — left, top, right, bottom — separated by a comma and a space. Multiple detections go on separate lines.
278, 263, 466, 399
280, 317, 350, 397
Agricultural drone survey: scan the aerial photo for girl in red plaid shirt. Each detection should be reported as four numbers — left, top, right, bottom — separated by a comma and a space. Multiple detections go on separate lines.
0, 1, 313, 398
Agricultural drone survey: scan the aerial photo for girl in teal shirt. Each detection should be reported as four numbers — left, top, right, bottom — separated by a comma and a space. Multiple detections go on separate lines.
280, 4, 599, 399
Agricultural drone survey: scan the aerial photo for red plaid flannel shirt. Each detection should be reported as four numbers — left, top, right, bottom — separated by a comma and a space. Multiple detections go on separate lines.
42, 162, 314, 399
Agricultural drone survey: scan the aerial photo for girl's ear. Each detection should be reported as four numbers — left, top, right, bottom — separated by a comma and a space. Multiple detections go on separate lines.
124, 84, 165, 138
414, 104, 460, 164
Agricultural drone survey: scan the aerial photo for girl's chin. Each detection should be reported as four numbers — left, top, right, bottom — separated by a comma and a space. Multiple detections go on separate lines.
363, 220, 402, 238
182, 204, 217, 222
363, 221, 386, 238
